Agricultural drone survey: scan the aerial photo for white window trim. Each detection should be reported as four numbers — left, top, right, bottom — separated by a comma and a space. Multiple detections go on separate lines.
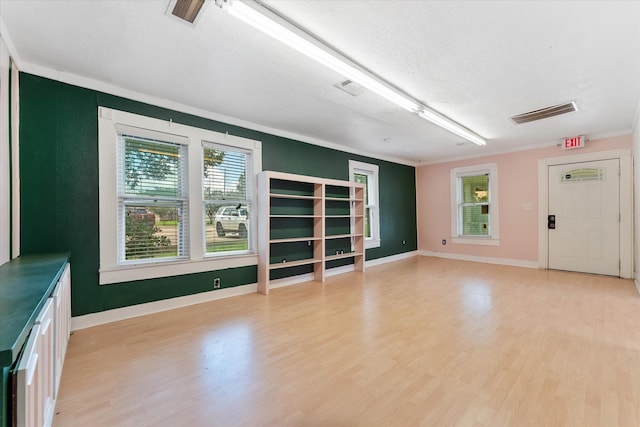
0, 38, 10, 265
349, 160, 380, 249
116, 126, 190, 265
201, 140, 254, 257
10, 62, 19, 259
0, 38, 11, 265
98, 107, 262, 284
450, 163, 499, 246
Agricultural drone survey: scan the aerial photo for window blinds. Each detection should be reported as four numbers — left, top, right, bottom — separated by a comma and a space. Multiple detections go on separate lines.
117, 134, 189, 262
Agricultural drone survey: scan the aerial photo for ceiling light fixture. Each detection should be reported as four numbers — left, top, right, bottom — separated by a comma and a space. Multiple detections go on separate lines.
418, 108, 486, 146
216, 0, 419, 112
215, 0, 487, 146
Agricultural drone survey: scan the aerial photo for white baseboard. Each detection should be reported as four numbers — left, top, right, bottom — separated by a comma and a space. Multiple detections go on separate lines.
366, 250, 418, 267
71, 251, 419, 331
71, 283, 257, 331
418, 250, 538, 269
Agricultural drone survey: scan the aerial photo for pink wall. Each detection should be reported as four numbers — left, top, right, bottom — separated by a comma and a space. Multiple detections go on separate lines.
416, 134, 632, 262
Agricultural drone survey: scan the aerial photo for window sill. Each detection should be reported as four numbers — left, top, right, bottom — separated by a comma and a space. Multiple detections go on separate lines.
365, 238, 381, 249
451, 237, 500, 246
99, 253, 258, 285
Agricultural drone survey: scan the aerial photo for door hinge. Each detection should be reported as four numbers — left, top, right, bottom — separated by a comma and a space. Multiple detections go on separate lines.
619, 213, 621, 222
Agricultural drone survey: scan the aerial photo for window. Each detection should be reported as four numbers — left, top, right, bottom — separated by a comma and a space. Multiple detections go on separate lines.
349, 160, 380, 249
202, 142, 252, 254
99, 107, 261, 284
119, 134, 188, 263
450, 163, 499, 245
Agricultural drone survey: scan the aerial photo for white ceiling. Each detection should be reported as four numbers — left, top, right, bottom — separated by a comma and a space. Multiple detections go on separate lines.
1, 0, 639, 164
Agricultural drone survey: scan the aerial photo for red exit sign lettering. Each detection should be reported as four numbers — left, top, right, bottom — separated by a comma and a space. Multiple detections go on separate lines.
562, 135, 585, 150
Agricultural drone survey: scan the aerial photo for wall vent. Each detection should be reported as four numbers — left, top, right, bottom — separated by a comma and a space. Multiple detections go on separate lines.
171, 0, 205, 24
510, 101, 578, 124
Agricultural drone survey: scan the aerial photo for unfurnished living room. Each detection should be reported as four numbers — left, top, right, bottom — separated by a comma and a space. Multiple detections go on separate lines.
0, 1, 639, 426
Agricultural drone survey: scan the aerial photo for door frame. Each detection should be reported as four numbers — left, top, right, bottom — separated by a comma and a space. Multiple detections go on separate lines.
537, 148, 633, 278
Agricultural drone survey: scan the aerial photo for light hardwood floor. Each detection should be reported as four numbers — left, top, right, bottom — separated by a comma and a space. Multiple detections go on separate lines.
53, 257, 640, 427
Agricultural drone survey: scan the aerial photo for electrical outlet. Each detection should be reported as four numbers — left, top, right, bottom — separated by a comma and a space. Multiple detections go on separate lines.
213, 278, 221, 289
442, 239, 447, 245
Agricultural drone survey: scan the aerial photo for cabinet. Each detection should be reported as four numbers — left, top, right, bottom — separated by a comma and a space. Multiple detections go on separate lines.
16, 299, 55, 427
0, 256, 70, 427
257, 171, 365, 294
52, 264, 71, 397
13, 262, 70, 427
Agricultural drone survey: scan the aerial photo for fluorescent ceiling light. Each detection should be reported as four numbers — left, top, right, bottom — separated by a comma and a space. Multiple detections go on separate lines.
219, 0, 419, 112
217, 0, 487, 146
418, 108, 487, 146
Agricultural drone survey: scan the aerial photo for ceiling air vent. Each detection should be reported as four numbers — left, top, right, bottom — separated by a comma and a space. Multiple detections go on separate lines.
334, 80, 366, 97
170, 0, 205, 24
510, 101, 578, 124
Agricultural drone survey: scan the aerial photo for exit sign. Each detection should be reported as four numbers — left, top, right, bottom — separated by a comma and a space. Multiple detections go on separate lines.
562, 135, 585, 150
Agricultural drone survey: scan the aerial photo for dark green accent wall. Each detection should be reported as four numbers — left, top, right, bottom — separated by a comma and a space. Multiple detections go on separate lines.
19, 73, 417, 316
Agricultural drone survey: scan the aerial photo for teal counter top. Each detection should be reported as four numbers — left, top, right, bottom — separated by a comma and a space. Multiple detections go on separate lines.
0, 254, 69, 367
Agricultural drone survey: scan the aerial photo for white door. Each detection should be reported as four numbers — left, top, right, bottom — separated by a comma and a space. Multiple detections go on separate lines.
548, 158, 619, 276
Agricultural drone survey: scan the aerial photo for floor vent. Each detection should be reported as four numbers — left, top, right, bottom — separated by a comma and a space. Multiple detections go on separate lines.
511, 101, 578, 124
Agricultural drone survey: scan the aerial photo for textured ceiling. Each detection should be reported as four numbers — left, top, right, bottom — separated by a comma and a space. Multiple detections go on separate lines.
1, 0, 639, 164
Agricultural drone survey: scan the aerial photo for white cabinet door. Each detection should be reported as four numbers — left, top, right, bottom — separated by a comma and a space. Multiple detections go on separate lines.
15, 299, 56, 427
34, 299, 55, 427
15, 324, 42, 427
14, 262, 70, 427
52, 264, 71, 396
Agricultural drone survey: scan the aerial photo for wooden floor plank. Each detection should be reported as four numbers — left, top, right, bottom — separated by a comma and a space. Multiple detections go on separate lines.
53, 257, 640, 426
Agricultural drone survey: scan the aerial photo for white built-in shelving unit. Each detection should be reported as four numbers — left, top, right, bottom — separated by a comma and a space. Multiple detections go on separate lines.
257, 171, 365, 294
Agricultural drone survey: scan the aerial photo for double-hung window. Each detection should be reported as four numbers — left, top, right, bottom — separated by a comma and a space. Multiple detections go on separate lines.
99, 107, 261, 284
119, 133, 188, 262
450, 163, 499, 245
202, 142, 252, 255
349, 160, 380, 249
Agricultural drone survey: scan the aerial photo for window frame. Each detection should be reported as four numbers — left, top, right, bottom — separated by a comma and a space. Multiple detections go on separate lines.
118, 132, 190, 264
450, 163, 499, 246
349, 160, 380, 249
201, 140, 254, 257
98, 107, 261, 285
